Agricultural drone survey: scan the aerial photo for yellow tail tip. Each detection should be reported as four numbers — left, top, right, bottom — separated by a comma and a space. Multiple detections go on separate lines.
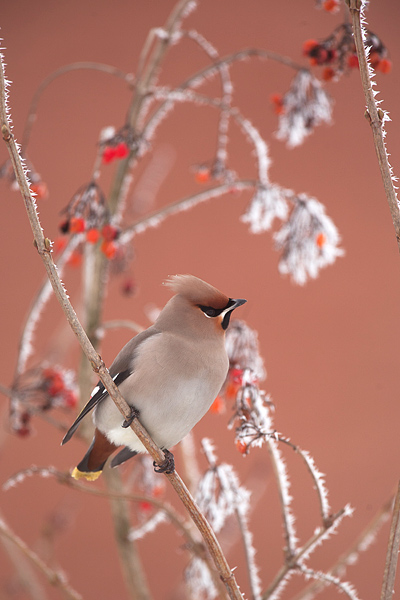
71, 467, 102, 482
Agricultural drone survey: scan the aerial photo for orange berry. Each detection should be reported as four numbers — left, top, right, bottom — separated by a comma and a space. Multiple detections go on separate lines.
101, 240, 117, 260
31, 181, 49, 200
377, 58, 392, 74
209, 396, 225, 414
151, 485, 165, 498
235, 439, 247, 455
316, 232, 326, 248
302, 39, 319, 56
270, 93, 285, 115
195, 167, 211, 184
69, 217, 86, 234
323, 0, 340, 13
322, 67, 335, 82
86, 228, 100, 244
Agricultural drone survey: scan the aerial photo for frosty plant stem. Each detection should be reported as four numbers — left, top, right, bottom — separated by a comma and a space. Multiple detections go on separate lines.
348, 0, 400, 253
0, 50, 243, 600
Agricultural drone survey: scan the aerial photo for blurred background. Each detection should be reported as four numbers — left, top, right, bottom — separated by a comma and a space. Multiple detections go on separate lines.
1, 1, 400, 599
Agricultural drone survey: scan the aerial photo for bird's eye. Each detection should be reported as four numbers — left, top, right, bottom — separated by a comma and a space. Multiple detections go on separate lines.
198, 305, 218, 318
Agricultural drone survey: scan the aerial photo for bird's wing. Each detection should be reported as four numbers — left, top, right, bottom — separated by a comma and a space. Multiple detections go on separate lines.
62, 326, 160, 445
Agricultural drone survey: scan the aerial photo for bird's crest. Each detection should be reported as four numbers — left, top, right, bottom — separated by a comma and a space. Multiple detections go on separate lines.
165, 275, 229, 309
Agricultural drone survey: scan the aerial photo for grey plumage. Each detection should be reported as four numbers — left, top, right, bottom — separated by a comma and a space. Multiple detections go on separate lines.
63, 275, 246, 481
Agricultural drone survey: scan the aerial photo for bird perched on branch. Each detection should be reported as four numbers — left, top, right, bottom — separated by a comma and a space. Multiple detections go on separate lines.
62, 275, 246, 481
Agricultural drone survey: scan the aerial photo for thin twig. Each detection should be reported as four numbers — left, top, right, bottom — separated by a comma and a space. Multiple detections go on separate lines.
0, 515, 82, 600
0, 51, 243, 600
348, 0, 400, 252
381, 481, 400, 600
293, 495, 393, 600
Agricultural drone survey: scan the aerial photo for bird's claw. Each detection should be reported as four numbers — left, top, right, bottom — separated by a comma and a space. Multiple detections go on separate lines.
122, 406, 140, 428
153, 449, 175, 474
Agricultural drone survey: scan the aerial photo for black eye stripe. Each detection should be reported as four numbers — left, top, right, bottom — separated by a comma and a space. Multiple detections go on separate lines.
198, 305, 221, 317
197, 299, 235, 318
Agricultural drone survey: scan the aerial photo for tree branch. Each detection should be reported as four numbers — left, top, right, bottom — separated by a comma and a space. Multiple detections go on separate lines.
0, 50, 243, 600
0, 515, 82, 600
348, 0, 400, 252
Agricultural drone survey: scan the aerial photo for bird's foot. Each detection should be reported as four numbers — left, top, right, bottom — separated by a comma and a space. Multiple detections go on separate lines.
153, 449, 175, 474
122, 406, 140, 428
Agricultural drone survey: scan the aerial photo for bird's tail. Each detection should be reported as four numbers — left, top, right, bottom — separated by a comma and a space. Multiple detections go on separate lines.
71, 428, 118, 482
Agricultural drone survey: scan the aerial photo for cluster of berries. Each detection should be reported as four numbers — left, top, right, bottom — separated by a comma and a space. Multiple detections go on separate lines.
102, 141, 130, 164
12, 366, 78, 438
302, 25, 391, 82
57, 220, 120, 262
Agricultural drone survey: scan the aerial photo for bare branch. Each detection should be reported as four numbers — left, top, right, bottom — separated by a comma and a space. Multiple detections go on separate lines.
348, 0, 400, 253
0, 49, 243, 600
0, 514, 82, 600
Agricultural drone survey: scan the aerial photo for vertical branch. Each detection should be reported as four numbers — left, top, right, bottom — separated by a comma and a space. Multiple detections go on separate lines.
103, 468, 153, 600
381, 481, 400, 600
348, 0, 400, 252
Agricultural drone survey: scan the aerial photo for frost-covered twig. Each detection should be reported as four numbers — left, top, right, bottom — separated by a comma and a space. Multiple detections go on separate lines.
119, 179, 258, 244
297, 566, 360, 600
0, 49, 243, 600
201, 439, 262, 600
348, 0, 400, 253
15, 236, 81, 377
293, 495, 392, 600
0, 515, 82, 600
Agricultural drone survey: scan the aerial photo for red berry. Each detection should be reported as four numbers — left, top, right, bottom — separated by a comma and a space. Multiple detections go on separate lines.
16, 426, 31, 438
377, 58, 392, 74
101, 224, 119, 242
347, 54, 359, 69
369, 51, 381, 68
270, 93, 285, 115
302, 39, 319, 57
114, 142, 130, 159
63, 390, 78, 408
69, 217, 86, 234
101, 240, 117, 260
102, 146, 116, 164
86, 228, 101, 244
121, 278, 136, 296
322, 67, 335, 82
31, 181, 49, 200
139, 501, 152, 513
323, 0, 340, 13
47, 373, 65, 396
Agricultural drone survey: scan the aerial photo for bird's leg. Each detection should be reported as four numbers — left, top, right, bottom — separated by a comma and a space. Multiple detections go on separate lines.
121, 405, 140, 428
153, 449, 175, 474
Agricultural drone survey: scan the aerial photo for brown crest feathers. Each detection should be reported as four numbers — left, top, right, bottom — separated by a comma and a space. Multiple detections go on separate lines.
165, 274, 229, 309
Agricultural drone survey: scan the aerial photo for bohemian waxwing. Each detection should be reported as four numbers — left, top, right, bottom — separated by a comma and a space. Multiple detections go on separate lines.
62, 274, 246, 481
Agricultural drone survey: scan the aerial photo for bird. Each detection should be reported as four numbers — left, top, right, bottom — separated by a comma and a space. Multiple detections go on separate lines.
62, 274, 246, 481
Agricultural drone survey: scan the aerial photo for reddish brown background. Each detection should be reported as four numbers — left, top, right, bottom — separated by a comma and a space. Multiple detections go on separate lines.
1, 1, 400, 599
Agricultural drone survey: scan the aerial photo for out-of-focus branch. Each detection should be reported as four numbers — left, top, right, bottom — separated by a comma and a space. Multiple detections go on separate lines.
22, 62, 134, 150
0, 50, 243, 600
0, 515, 82, 600
348, 0, 400, 253
381, 481, 400, 600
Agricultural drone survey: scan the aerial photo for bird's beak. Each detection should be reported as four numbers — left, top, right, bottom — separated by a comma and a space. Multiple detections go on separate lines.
230, 298, 247, 310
